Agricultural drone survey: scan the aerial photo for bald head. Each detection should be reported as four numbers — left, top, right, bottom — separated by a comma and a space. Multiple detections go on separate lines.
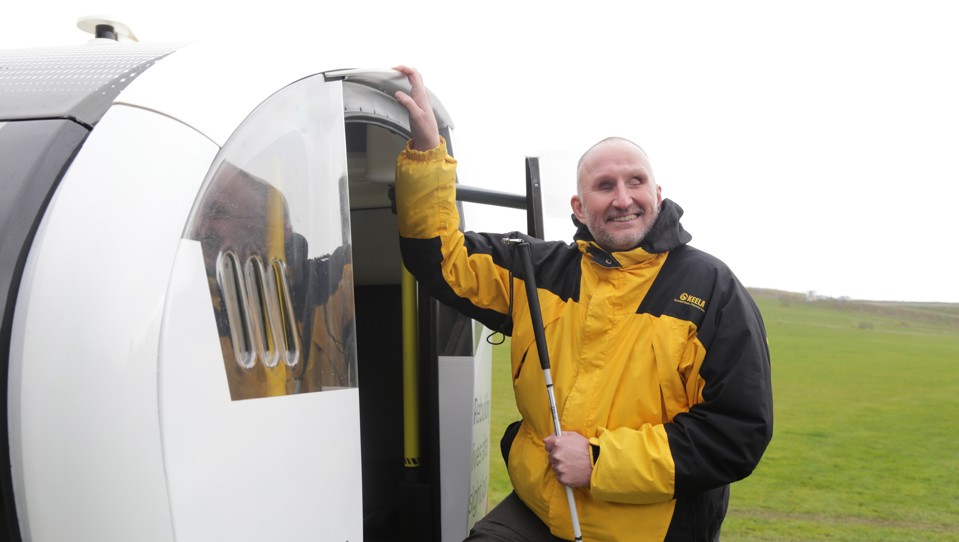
576, 137, 651, 193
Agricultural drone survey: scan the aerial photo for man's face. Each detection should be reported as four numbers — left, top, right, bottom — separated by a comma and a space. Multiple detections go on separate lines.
571, 140, 662, 252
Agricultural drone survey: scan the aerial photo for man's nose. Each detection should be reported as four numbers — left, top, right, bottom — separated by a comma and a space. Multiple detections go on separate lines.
612, 182, 632, 207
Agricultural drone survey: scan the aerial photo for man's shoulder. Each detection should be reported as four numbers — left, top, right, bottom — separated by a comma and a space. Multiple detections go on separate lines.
665, 244, 730, 271
660, 245, 741, 288
637, 245, 744, 323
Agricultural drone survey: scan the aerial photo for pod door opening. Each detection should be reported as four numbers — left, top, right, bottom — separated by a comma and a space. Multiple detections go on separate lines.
347, 120, 435, 541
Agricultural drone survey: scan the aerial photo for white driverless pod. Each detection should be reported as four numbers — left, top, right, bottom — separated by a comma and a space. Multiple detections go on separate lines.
0, 22, 545, 542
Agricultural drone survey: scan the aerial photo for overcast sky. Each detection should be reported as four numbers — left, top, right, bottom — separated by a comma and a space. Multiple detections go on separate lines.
4, 1, 958, 302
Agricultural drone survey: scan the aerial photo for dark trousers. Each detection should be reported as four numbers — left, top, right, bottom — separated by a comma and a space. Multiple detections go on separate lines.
464, 492, 572, 542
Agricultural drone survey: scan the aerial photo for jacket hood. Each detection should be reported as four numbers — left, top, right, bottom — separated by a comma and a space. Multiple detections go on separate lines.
571, 198, 692, 254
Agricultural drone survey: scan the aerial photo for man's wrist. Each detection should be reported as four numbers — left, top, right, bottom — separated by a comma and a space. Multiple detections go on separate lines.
404, 136, 448, 161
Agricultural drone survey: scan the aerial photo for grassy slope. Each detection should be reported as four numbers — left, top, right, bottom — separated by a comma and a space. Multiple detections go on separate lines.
488, 336, 519, 507
485, 291, 959, 541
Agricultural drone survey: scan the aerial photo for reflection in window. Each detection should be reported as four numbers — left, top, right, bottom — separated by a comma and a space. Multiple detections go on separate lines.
271, 259, 301, 369
244, 255, 281, 369
183, 76, 357, 400
216, 251, 255, 370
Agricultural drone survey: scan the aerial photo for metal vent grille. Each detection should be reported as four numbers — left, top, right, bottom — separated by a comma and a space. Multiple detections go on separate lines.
0, 42, 183, 126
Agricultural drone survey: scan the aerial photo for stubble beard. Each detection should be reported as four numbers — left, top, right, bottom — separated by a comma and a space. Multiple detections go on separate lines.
592, 206, 660, 253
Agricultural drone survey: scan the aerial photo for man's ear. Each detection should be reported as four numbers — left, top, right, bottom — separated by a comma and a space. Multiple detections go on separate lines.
571, 195, 586, 222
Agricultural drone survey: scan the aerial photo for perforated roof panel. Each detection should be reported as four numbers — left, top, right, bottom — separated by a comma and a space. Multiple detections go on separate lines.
0, 42, 182, 126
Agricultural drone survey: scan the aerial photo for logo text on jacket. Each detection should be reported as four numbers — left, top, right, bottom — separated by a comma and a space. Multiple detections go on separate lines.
676, 292, 707, 313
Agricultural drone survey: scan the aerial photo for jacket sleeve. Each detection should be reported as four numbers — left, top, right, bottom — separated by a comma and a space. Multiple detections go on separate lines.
393, 138, 514, 330
664, 274, 774, 496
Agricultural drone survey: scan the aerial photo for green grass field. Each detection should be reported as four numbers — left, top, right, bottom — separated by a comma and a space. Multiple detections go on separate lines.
485, 290, 959, 541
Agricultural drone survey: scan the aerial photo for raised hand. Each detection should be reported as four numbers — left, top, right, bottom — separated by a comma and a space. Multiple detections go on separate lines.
393, 65, 441, 151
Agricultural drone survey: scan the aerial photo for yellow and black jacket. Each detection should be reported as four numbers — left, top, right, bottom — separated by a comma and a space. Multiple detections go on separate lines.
395, 140, 773, 541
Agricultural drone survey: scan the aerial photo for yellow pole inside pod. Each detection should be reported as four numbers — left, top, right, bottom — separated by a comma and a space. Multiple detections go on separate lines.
402, 264, 420, 468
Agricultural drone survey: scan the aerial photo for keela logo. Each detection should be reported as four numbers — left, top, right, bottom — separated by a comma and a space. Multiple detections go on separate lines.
676, 292, 707, 313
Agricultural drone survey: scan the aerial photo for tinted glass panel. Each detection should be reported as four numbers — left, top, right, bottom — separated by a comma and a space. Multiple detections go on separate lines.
184, 76, 356, 400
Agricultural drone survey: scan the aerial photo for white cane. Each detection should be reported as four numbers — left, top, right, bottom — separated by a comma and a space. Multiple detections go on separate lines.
504, 238, 583, 542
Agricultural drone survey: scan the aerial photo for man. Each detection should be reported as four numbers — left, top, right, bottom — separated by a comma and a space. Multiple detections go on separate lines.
393, 66, 773, 542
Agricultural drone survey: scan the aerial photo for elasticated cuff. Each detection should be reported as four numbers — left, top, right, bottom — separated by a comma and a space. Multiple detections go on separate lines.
402, 136, 449, 162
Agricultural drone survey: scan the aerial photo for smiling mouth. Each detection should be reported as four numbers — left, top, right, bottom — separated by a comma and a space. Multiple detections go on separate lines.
608, 213, 640, 223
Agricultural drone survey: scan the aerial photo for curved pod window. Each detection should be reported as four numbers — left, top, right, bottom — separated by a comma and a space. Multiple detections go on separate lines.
185, 75, 357, 400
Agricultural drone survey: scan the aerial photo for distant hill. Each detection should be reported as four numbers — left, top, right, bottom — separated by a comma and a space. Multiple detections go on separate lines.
747, 287, 959, 329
